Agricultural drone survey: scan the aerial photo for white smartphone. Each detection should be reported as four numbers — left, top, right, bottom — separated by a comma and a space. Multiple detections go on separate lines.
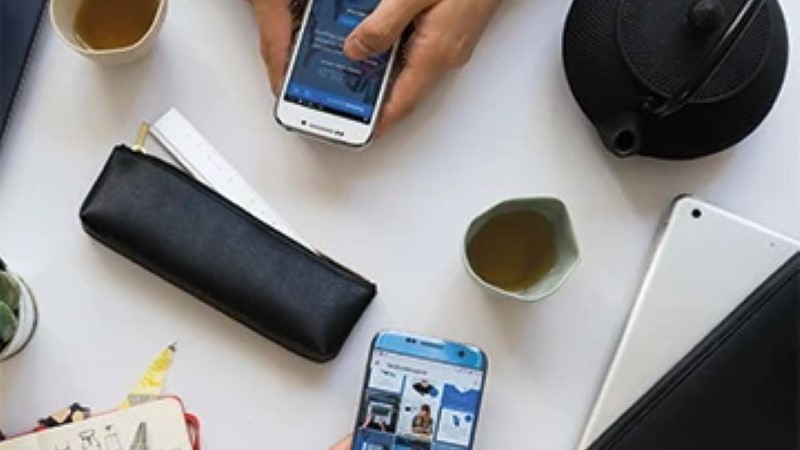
274, 0, 398, 148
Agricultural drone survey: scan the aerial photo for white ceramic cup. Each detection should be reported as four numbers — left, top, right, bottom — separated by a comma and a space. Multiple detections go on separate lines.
50, 0, 168, 65
463, 197, 581, 302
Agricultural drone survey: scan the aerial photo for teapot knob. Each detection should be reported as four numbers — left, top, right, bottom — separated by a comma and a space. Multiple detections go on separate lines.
688, 0, 726, 35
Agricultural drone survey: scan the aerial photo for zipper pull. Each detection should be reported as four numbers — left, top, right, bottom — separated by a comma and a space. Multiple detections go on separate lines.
131, 122, 151, 153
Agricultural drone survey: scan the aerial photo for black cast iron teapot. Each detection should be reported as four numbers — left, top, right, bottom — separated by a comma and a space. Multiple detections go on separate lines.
563, 0, 789, 160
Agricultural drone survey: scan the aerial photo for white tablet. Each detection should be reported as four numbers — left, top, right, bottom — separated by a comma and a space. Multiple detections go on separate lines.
577, 196, 799, 449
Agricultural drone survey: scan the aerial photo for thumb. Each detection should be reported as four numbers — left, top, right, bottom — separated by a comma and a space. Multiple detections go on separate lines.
343, 0, 429, 60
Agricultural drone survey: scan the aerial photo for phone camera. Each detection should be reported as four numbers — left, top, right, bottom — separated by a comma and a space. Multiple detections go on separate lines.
692, 209, 702, 219
301, 120, 307, 126
458, 350, 466, 358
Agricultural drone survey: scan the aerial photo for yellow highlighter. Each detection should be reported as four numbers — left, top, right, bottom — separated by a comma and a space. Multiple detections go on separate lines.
121, 343, 176, 409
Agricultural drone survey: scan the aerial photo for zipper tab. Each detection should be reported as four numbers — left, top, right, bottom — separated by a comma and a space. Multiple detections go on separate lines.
131, 122, 150, 154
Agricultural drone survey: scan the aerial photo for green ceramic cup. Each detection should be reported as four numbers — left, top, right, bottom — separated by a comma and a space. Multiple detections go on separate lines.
463, 198, 581, 302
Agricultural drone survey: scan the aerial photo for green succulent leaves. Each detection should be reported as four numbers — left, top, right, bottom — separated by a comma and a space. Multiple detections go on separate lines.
0, 303, 17, 345
0, 274, 21, 347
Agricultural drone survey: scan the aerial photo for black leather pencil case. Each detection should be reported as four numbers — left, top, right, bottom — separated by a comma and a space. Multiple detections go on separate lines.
588, 252, 800, 450
80, 145, 377, 362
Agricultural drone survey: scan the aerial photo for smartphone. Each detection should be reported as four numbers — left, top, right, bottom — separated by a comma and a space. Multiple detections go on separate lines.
351, 331, 488, 450
274, 0, 398, 148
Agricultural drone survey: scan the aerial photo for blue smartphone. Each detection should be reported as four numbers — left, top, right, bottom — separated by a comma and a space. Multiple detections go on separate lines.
351, 331, 488, 450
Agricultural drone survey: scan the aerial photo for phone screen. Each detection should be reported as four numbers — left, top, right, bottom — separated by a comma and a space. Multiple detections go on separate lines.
284, 0, 392, 124
353, 347, 486, 450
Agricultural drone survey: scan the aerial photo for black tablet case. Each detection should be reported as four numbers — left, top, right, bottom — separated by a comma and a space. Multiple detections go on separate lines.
588, 253, 799, 450
0, 0, 47, 141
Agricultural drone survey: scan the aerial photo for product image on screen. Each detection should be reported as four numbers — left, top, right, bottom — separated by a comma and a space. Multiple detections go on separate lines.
353, 350, 484, 450
284, 0, 391, 123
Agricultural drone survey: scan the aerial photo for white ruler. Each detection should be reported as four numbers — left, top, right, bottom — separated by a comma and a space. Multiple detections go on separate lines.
149, 109, 315, 252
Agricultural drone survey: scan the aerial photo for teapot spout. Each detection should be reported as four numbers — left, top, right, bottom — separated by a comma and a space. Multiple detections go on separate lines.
597, 113, 642, 157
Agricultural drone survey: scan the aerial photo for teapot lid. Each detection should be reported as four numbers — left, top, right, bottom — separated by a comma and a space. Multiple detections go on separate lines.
619, 0, 772, 105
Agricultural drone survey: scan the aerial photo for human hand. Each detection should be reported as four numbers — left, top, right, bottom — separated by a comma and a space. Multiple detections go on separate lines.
329, 435, 352, 450
343, 0, 503, 134
251, 0, 303, 96
252, 0, 503, 135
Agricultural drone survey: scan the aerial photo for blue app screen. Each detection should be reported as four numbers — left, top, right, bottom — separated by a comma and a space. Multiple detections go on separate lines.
353, 350, 485, 450
285, 0, 391, 123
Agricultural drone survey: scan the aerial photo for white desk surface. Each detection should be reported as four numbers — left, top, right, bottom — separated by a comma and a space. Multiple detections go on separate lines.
1, 0, 798, 449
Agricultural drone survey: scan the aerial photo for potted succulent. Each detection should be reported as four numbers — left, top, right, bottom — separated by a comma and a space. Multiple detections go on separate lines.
0, 274, 20, 349
0, 258, 37, 361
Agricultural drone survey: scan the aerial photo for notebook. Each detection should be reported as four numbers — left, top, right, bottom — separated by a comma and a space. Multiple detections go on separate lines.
0, 398, 194, 450
0, 0, 47, 142
586, 252, 799, 449
578, 197, 799, 448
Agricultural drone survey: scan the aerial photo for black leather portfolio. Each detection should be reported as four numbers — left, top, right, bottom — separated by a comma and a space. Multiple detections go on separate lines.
1, 0, 47, 141
588, 253, 799, 450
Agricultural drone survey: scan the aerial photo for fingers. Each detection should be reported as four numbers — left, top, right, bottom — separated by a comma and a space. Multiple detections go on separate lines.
377, 51, 444, 135
329, 435, 352, 450
343, 0, 431, 61
254, 0, 296, 95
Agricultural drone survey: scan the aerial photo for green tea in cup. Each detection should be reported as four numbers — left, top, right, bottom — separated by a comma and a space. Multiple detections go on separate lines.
463, 198, 580, 302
